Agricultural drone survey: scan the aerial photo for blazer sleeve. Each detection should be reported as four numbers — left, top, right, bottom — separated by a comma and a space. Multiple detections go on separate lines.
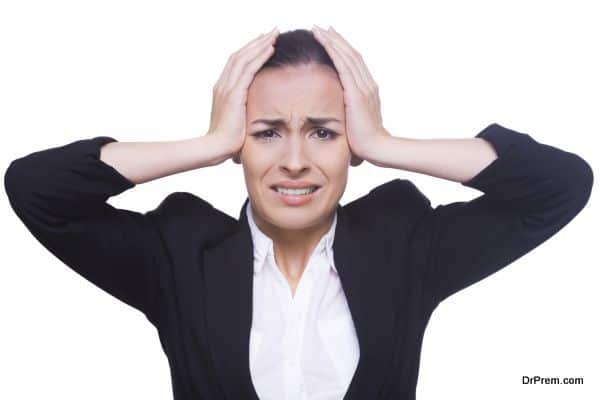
4, 136, 165, 326
414, 123, 594, 309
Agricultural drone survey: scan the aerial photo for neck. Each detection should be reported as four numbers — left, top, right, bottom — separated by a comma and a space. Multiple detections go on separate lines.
251, 205, 335, 281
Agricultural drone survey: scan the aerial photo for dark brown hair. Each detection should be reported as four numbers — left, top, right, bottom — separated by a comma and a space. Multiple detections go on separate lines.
257, 29, 337, 74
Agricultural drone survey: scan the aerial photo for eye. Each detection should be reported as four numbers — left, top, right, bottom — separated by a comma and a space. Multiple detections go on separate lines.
250, 129, 280, 141
250, 128, 339, 141
311, 127, 339, 140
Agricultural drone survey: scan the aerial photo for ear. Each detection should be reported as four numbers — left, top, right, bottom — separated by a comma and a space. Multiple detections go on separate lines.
350, 153, 363, 167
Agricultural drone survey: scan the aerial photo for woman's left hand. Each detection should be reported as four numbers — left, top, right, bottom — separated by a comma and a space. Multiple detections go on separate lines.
311, 25, 391, 166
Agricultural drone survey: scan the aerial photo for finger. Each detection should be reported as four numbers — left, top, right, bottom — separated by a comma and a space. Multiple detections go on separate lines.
218, 29, 276, 89
327, 26, 378, 91
233, 41, 277, 96
214, 31, 265, 87
331, 27, 377, 89
236, 27, 278, 54
216, 28, 277, 91
312, 27, 362, 95
223, 29, 278, 93
313, 26, 365, 93
319, 27, 371, 94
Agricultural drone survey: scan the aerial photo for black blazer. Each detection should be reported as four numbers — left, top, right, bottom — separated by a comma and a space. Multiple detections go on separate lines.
4, 123, 593, 400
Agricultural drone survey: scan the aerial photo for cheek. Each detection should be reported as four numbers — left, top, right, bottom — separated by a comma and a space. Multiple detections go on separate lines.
315, 141, 352, 168
241, 147, 276, 184
318, 154, 350, 186
241, 141, 268, 167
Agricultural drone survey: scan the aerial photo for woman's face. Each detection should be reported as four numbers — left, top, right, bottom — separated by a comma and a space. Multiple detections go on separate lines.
236, 63, 355, 232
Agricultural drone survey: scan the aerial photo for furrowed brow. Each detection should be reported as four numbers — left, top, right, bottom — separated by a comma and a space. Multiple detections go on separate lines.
251, 117, 342, 126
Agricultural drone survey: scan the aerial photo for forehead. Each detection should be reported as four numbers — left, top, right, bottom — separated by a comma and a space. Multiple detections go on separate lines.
247, 64, 344, 116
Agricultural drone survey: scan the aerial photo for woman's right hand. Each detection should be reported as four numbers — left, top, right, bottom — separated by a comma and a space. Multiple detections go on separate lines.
206, 27, 280, 165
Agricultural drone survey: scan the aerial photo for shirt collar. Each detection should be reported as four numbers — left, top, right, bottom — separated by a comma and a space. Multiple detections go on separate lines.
246, 201, 338, 275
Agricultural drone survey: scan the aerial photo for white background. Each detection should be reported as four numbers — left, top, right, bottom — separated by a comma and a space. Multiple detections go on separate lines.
1, 1, 597, 399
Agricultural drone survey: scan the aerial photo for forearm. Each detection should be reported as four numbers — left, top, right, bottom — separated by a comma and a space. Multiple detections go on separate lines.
100, 134, 231, 185
366, 133, 499, 183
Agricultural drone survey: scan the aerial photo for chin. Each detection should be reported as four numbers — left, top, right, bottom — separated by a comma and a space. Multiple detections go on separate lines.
267, 208, 326, 228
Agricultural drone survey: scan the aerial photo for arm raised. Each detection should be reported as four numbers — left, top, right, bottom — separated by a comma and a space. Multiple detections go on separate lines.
376, 124, 594, 308
4, 134, 226, 326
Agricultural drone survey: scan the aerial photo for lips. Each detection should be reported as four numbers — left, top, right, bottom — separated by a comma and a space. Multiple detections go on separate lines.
271, 187, 320, 194
270, 181, 321, 190
272, 184, 321, 205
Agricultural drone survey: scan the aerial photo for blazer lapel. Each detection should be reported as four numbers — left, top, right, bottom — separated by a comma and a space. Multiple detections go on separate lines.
333, 203, 398, 400
203, 197, 259, 399
203, 197, 397, 400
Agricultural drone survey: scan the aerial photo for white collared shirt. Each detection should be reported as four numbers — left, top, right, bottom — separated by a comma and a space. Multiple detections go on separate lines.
246, 201, 360, 400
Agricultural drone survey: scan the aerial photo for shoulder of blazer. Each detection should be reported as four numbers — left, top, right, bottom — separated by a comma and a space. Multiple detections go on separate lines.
145, 191, 239, 250
345, 178, 432, 231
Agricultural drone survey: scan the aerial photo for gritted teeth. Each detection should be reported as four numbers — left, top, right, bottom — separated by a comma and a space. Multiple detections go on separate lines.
271, 185, 320, 190
272, 186, 319, 194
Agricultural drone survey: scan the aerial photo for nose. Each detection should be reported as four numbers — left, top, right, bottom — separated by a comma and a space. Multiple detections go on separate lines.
278, 135, 311, 174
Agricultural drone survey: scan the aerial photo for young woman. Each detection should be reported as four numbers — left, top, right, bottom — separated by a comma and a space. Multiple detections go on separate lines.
4, 26, 593, 400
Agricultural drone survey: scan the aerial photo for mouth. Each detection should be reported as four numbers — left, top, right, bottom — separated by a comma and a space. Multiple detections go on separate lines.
270, 185, 321, 196
269, 185, 322, 206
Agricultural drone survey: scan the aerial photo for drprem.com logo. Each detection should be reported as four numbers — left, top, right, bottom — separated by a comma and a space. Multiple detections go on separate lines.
522, 376, 584, 385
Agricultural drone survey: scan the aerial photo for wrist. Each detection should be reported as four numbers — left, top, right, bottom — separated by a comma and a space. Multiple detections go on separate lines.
198, 133, 237, 167
362, 130, 394, 167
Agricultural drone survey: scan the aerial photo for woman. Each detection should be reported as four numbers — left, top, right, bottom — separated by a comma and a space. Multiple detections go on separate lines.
4, 26, 593, 400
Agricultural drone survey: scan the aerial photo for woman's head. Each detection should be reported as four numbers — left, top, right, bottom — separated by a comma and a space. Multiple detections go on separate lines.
234, 29, 360, 234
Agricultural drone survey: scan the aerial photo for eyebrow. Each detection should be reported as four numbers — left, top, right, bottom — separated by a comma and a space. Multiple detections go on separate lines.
251, 117, 342, 126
